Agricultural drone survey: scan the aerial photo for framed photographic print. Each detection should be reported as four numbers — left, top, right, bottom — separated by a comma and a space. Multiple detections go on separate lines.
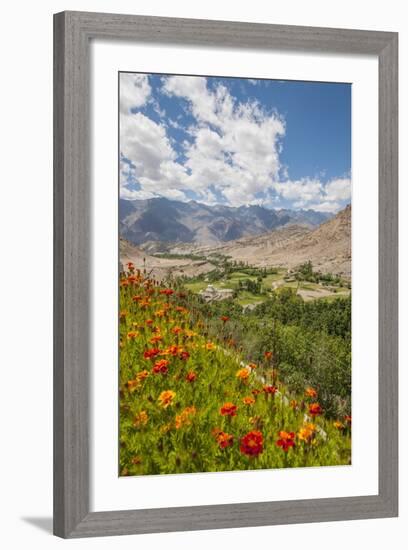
53, 11, 398, 538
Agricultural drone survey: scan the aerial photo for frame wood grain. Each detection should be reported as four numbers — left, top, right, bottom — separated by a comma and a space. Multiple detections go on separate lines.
53, 11, 398, 538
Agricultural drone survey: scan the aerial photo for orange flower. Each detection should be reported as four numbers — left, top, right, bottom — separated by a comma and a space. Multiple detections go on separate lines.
308, 403, 323, 417
220, 402, 238, 416
305, 387, 318, 399
179, 350, 190, 361
175, 406, 196, 429
297, 423, 316, 443
171, 326, 183, 335
290, 399, 298, 410
220, 315, 230, 323
215, 431, 234, 449
133, 410, 149, 427
162, 344, 183, 356
143, 348, 161, 360
240, 430, 263, 457
119, 310, 127, 322
263, 385, 277, 395
126, 331, 139, 340
248, 363, 257, 370
205, 342, 216, 350
276, 431, 296, 451
126, 379, 140, 391
242, 396, 255, 406
264, 351, 273, 360
153, 359, 169, 374
236, 368, 250, 380
175, 306, 188, 314
333, 420, 344, 430
149, 335, 163, 344
158, 390, 176, 408
185, 371, 197, 383
146, 319, 153, 326
132, 294, 142, 302
136, 369, 149, 382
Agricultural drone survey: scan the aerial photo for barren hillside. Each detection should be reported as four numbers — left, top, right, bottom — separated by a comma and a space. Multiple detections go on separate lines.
170, 205, 351, 277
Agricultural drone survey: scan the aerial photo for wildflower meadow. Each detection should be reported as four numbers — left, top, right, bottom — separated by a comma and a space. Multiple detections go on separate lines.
119, 262, 351, 476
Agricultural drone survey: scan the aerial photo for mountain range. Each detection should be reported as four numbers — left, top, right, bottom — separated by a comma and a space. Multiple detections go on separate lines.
170, 204, 351, 277
119, 197, 332, 246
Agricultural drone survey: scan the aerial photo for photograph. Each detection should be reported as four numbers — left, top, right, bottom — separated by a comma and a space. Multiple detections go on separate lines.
118, 72, 352, 476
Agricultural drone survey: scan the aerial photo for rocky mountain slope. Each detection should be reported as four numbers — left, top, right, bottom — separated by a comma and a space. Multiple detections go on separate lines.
119, 197, 331, 246
169, 205, 351, 277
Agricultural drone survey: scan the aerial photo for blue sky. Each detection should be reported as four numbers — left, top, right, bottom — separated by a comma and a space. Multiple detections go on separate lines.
120, 73, 351, 212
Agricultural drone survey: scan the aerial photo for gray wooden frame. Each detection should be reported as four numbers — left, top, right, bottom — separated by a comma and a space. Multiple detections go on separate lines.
53, 11, 398, 538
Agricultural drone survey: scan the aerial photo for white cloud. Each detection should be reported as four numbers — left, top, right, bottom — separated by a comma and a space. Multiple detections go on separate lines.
306, 201, 342, 213
120, 74, 350, 212
324, 178, 351, 202
120, 74, 151, 114
161, 75, 285, 206
275, 177, 351, 211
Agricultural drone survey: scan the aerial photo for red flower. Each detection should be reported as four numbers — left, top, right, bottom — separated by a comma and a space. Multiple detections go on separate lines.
263, 385, 277, 395
220, 402, 238, 417
344, 415, 352, 425
159, 288, 174, 296
185, 371, 197, 382
220, 315, 230, 323
276, 431, 296, 452
152, 359, 169, 375
264, 351, 273, 360
308, 403, 323, 417
143, 348, 161, 360
179, 351, 190, 361
240, 430, 263, 457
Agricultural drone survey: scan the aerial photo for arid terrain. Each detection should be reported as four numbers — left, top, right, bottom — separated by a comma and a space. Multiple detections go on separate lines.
132, 205, 351, 279
120, 205, 351, 305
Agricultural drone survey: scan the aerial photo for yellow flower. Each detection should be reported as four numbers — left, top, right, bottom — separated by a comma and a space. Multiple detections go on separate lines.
158, 390, 176, 408
205, 342, 216, 350
297, 423, 317, 443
